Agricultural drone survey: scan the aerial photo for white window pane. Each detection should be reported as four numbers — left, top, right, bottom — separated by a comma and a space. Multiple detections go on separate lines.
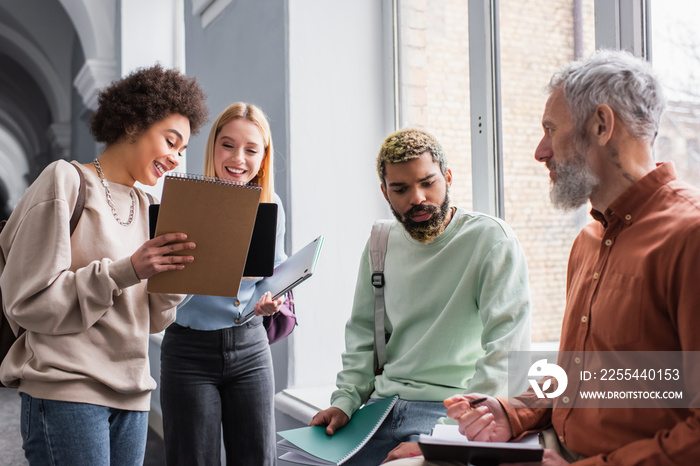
500, 0, 596, 343
652, 1, 700, 187
397, 0, 472, 210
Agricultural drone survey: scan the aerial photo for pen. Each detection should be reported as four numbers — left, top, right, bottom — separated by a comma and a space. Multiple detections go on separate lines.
469, 397, 488, 407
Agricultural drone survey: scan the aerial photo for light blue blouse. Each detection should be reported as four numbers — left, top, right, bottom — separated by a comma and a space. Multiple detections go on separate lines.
174, 194, 287, 330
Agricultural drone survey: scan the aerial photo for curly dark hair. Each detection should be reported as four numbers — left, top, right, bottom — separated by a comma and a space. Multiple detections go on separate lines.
90, 64, 208, 145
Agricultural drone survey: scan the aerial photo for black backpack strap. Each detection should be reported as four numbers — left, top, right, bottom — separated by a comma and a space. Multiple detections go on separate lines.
69, 163, 86, 235
1, 163, 85, 346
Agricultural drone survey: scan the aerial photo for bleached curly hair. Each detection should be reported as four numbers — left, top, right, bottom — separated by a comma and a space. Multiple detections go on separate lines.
376, 128, 447, 185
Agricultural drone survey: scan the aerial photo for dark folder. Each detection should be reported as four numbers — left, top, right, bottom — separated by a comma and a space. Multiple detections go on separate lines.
243, 203, 277, 277
418, 442, 543, 465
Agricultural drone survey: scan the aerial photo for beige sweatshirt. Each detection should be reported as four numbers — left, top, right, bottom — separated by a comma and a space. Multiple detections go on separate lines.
0, 160, 181, 411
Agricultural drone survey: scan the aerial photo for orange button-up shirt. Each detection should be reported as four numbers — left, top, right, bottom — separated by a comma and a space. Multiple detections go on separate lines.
504, 163, 700, 465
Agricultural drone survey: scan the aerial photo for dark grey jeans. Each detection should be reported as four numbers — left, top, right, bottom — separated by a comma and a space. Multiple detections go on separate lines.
160, 319, 275, 466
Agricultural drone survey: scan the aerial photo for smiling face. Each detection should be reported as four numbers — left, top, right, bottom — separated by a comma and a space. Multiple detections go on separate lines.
128, 113, 190, 186
381, 151, 453, 242
212, 118, 265, 183
534, 87, 600, 211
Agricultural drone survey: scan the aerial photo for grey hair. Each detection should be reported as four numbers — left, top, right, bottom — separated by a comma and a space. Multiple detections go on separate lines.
548, 49, 666, 142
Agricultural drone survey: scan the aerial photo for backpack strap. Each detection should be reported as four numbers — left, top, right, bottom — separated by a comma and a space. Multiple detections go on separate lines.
69, 163, 86, 235
370, 220, 392, 375
2, 163, 85, 342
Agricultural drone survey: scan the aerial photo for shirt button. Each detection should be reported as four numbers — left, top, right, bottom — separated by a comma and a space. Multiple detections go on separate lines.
625, 214, 632, 221
234, 299, 241, 307
562, 396, 570, 404
593, 272, 599, 280
574, 357, 581, 364
605, 239, 612, 246
581, 316, 588, 323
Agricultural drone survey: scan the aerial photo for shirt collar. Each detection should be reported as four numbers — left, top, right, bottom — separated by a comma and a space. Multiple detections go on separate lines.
590, 162, 677, 227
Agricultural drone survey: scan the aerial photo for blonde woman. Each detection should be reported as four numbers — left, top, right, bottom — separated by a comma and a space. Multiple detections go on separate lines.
160, 103, 288, 465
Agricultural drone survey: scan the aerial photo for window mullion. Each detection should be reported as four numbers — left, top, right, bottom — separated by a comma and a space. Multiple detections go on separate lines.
468, 0, 504, 219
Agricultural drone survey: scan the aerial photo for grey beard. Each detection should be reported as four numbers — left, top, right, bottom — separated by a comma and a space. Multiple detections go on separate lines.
549, 151, 599, 211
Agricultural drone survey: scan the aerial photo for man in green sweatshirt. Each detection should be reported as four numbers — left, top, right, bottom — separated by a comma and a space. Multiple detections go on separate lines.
310, 128, 532, 464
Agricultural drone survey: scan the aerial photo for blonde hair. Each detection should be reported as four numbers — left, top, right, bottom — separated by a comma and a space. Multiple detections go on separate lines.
204, 102, 274, 203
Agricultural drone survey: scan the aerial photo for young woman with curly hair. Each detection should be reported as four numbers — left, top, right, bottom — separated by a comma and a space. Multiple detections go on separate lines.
0, 64, 208, 466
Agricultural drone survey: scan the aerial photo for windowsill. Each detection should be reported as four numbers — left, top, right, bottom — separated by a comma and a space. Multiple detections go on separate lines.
274, 385, 335, 425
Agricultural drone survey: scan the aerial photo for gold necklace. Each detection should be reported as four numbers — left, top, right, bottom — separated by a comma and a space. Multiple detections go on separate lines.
93, 159, 136, 226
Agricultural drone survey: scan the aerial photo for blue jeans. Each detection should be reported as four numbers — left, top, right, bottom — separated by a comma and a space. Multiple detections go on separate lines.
160, 319, 275, 466
20, 393, 148, 466
343, 398, 447, 466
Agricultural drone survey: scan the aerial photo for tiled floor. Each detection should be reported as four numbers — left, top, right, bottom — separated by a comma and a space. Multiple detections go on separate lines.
0, 387, 165, 465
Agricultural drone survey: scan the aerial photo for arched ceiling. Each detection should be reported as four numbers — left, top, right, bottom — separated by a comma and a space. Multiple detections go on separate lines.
0, 0, 117, 207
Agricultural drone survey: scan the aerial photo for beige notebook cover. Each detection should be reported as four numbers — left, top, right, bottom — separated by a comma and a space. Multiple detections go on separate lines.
147, 173, 261, 297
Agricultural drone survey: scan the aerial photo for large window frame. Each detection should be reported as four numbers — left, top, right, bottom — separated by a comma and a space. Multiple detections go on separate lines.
276, 0, 651, 427
469, 0, 650, 220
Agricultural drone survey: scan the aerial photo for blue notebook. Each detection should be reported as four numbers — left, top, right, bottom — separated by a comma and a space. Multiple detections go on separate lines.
277, 395, 398, 465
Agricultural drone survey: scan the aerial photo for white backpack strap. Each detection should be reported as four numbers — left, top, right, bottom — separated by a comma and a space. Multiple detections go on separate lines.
369, 220, 392, 375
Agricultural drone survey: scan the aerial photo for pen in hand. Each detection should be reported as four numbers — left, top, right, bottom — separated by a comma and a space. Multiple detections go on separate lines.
468, 397, 488, 408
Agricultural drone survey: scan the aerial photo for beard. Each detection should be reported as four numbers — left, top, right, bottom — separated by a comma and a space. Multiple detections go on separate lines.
390, 191, 451, 243
549, 141, 600, 211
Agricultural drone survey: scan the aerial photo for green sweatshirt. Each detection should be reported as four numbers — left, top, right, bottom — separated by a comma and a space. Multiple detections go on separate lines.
331, 208, 531, 417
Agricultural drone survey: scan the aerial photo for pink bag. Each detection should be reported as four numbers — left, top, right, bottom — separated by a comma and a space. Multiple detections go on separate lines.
263, 291, 296, 344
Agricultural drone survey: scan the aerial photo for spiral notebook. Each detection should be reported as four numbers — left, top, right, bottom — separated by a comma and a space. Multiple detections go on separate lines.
147, 173, 261, 297
277, 395, 398, 465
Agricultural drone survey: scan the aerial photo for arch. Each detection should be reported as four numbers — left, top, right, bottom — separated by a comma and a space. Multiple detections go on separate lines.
0, 106, 40, 160
58, 0, 116, 60
0, 126, 30, 211
0, 24, 70, 122
58, 0, 119, 109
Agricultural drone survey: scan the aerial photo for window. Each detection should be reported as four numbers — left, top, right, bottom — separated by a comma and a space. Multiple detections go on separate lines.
499, 0, 596, 342
651, 0, 700, 187
397, 0, 472, 210
280, 1, 654, 421
396, 0, 598, 344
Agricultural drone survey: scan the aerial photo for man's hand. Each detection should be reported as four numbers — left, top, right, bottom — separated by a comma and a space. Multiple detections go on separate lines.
444, 394, 513, 442
382, 442, 422, 463
310, 407, 350, 435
